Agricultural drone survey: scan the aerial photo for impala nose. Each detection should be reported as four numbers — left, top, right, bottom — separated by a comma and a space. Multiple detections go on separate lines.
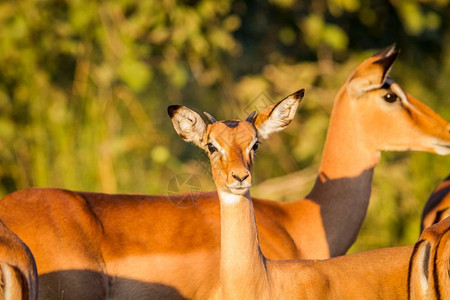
232, 173, 249, 183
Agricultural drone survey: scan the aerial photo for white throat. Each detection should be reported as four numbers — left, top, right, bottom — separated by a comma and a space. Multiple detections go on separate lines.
218, 190, 249, 205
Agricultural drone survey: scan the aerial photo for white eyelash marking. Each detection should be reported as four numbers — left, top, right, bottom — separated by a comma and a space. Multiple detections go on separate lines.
211, 139, 226, 156
246, 137, 258, 154
390, 82, 409, 105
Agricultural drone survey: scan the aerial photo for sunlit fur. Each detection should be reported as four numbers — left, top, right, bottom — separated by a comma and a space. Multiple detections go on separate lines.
202, 99, 450, 299
205, 121, 257, 196
0, 46, 449, 299
304, 45, 450, 258
353, 84, 450, 154
169, 94, 303, 299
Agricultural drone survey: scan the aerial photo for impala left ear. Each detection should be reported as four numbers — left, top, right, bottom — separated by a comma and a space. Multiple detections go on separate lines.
254, 89, 304, 139
347, 44, 399, 97
168, 105, 207, 147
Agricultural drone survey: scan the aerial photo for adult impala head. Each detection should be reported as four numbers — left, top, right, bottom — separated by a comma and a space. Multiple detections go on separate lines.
342, 44, 450, 155
168, 89, 304, 195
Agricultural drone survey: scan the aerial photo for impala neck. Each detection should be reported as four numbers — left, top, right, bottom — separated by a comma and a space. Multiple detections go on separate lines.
218, 190, 269, 299
304, 87, 381, 256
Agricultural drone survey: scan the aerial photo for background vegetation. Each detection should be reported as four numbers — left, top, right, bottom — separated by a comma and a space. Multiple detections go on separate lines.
0, 0, 449, 253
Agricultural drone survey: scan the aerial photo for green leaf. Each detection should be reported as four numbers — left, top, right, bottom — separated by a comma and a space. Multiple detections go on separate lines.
118, 56, 152, 92
323, 24, 348, 51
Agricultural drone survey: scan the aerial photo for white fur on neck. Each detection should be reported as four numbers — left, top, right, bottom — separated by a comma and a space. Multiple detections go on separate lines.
218, 190, 248, 205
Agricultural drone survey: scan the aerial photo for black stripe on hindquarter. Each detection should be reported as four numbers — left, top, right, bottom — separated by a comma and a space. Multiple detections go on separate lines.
408, 240, 430, 299
432, 228, 448, 300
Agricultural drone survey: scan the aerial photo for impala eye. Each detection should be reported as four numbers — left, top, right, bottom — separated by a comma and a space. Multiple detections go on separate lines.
252, 141, 259, 151
383, 92, 398, 103
207, 143, 217, 154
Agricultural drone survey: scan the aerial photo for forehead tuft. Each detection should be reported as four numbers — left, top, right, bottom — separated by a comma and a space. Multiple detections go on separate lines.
221, 120, 240, 128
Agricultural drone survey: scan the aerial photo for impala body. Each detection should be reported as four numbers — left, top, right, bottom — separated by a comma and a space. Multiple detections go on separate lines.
1, 45, 450, 299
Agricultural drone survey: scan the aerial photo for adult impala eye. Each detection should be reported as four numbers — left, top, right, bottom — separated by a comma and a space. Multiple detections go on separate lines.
252, 141, 259, 151
383, 92, 398, 103
207, 143, 217, 154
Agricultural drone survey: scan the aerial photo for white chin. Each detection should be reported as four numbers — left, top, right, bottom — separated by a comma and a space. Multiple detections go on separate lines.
228, 188, 249, 195
434, 145, 450, 155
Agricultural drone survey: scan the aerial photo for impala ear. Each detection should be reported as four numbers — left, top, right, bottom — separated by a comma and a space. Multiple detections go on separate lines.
347, 44, 399, 97
254, 89, 304, 139
168, 105, 207, 147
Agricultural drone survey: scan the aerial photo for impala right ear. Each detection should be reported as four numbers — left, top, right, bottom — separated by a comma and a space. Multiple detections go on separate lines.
168, 105, 207, 147
347, 44, 399, 97
254, 89, 304, 139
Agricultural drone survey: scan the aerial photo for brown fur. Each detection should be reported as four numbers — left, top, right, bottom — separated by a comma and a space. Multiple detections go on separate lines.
218, 197, 448, 299
201, 89, 441, 299
1, 47, 450, 299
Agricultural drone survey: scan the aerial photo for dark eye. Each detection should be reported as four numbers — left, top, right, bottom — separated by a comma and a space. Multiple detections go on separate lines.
383, 92, 398, 103
207, 143, 217, 154
252, 141, 259, 151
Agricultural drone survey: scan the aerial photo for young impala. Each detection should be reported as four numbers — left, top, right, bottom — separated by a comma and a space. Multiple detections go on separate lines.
421, 174, 450, 231
1, 45, 449, 299
170, 102, 450, 299
0, 220, 38, 300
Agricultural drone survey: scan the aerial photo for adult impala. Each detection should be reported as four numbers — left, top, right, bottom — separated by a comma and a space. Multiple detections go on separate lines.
421, 174, 450, 231
0, 220, 38, 300
1, 45, 450, 299
170, 102, 450, 299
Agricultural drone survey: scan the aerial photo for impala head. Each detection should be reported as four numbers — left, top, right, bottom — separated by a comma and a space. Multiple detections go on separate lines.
344, 44, 450, 155
168, 89, 304, 195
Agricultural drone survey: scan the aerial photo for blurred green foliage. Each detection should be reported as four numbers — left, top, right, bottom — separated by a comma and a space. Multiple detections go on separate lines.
0, 0, 449, 253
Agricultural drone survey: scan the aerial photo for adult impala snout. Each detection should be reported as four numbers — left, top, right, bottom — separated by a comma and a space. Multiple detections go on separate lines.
429, 116, 450, 155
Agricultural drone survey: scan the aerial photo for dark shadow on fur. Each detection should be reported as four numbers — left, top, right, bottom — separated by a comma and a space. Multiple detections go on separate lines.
39, 270, 188, 300
307, 168, 375, 256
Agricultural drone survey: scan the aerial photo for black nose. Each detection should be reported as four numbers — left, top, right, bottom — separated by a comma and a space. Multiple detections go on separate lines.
232, 174, 249, 182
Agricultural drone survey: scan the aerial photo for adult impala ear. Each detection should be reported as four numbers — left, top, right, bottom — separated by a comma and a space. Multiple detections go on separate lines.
254, 89, 304, 139
168, 105, 207, 147
347, 44, 399, 97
